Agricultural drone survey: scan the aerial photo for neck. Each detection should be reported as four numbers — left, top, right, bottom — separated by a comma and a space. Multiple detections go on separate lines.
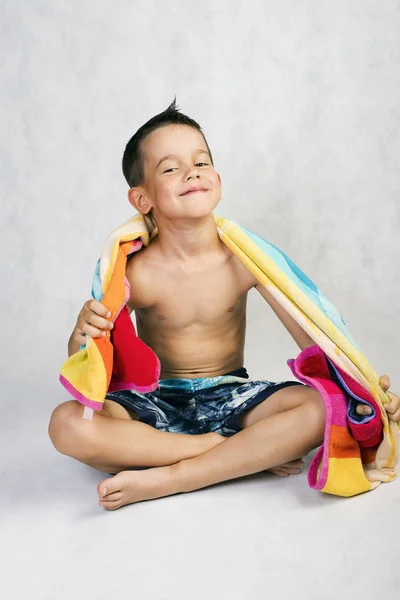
151, 213, 223, 262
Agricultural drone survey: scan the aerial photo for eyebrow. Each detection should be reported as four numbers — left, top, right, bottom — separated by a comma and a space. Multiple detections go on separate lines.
155, 149, 210, 170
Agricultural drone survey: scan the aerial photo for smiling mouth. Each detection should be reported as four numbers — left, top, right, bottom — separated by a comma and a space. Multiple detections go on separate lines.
182, 189, 208, 195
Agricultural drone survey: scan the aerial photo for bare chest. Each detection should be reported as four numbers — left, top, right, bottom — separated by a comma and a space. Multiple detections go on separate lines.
136, 252, 255, 330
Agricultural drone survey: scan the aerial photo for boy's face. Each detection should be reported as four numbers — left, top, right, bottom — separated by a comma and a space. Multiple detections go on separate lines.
129, 124, 221, 222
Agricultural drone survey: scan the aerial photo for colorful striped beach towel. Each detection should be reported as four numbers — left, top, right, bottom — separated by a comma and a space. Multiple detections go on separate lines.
59, 212, 399, 496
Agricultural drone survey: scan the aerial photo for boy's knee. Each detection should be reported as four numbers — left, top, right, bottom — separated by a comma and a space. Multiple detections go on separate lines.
48, 400, 90, 455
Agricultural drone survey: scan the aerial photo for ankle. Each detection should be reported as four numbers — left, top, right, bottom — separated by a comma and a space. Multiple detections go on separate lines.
166, 462, 186, 495
170, 457, 204, 494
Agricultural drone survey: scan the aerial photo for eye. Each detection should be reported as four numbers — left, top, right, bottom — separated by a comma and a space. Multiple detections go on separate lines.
163, 162, 209, 174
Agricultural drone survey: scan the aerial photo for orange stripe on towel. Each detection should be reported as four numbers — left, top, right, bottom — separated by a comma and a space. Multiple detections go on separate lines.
329, 424, 361, 459
102, 242, 132, 320
95, 242, 135, 388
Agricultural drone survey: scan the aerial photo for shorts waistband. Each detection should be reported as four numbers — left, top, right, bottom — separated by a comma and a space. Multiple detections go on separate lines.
160, 367, 249, 383
157, 367, 250, 393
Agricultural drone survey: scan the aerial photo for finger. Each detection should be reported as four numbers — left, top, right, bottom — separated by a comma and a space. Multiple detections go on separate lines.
86, 312, 114, 331
388, 409, 400, 423
88, 299, 112, 319
387, 391, 399, 404
379, 374, 390, 391
81, 322, 109, 339
383, 393, 399, 412
355, 404, 373, 415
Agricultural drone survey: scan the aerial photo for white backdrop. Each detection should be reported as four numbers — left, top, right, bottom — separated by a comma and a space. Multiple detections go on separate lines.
1, 3, 400, 598
2, 0, 399, 396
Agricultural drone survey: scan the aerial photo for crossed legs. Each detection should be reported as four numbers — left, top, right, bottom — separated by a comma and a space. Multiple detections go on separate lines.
48, 398, 225, 474
48, 384, 325, 510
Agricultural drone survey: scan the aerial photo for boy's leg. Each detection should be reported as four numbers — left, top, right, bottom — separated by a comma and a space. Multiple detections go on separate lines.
174, 386, 325, 493
48, 399, 224, 473
97, 385, 325, 507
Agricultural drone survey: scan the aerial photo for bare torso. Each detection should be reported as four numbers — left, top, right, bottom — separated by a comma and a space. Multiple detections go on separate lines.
125, 236, 258, 379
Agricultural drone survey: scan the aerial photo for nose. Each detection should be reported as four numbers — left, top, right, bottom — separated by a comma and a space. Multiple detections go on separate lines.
186, 166, 200, 179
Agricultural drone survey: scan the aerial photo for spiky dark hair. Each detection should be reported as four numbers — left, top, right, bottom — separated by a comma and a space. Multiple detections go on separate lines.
122, 96, 214, 188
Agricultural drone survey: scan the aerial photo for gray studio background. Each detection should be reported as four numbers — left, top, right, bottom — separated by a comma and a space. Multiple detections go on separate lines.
1, 1, 400, 600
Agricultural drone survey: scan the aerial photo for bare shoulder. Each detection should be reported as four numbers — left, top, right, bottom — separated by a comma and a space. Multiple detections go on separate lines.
125, 247, 158, 312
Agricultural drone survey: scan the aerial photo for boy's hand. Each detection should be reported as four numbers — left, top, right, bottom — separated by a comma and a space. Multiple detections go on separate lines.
355, 374, 400, 422
71, 299, 114, 347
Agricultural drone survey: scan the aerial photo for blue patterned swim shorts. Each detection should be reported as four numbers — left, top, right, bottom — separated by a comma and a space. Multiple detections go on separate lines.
105, 367, 304, 437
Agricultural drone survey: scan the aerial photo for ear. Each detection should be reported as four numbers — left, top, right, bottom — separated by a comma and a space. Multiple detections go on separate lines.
128, 187, 153, 215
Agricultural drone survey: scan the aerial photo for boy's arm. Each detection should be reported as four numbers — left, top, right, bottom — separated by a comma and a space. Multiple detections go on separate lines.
254, 287, 400, 422
125, 254, 157, 312
68, 333, 81, 357
65, 254, 151, 358
254, 284, 315, 351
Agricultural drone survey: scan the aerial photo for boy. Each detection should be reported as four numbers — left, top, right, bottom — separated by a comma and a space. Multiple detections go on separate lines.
49, 99, 400, 510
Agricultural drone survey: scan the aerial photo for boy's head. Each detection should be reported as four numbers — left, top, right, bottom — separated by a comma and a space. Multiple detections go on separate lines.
122, 97, 221, 226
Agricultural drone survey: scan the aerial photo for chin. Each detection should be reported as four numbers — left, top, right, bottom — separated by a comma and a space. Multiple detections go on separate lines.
188, 203, 218, 217
177, 194, 221, 217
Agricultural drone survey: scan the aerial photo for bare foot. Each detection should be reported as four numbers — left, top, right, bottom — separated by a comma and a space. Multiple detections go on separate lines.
97, 433, 226, 510
97, 465, 181, 510
267, 459, 305, 477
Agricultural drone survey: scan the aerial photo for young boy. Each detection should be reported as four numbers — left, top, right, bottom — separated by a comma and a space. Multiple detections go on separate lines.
49, 99, 400, 510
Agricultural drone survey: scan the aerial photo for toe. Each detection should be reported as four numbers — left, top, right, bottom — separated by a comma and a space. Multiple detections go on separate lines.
270, 469, 289, 477
97, 475, 119, 499
270, 466, 302, 476
289, 460, 304, 468
286, 468, 301, 475
102, 491, 122, 503
99, 499, 122, 511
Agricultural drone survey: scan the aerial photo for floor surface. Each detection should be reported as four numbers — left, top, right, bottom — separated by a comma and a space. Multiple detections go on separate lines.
2, 386, 400, 600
